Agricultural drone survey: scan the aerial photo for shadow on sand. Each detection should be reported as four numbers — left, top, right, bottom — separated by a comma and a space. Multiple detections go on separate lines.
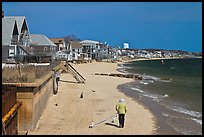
59, 80, 77, 84
105, 122, 119, 128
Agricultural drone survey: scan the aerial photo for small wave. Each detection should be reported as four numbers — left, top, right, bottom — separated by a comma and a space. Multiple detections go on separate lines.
142, 94, 159, 99
139, 81, 148, 85
131, 88, 144, 93
126, 84, 133, 88
118, 63, 124, 67
163, 94, 169, 98
191, 118, 202, 125
153, 98, 160, 102
123, 66, 132, 69
162, 112, 202, 125
117, 68, 128, 74
141, 74, 172, 83
149, 80, 154, 83
159, 79, 172, 82
162, 112, 169, 117
171, 106, 202, 118
119, 63, 132, 69
142, 74, 161, 81
143, 93, 169, 102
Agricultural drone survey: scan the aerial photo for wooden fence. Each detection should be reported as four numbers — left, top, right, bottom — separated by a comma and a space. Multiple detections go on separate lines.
2, 85, 22, 135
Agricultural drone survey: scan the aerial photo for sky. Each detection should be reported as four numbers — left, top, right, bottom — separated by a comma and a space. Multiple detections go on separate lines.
2, 2, 202, 52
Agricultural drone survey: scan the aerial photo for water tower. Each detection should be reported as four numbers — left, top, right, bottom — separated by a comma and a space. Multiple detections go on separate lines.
123, 42, 129, 49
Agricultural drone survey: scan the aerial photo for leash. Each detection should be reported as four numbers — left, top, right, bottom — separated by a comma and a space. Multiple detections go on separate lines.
89, 113, 118, 128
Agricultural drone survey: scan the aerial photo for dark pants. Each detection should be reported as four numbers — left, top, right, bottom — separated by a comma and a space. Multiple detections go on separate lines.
54, 76, 59, 94
118, 114, 125, 128
56, 77, 60, 86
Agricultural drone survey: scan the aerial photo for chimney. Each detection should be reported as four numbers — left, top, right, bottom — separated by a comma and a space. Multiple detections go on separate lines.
2, 11, 4, 18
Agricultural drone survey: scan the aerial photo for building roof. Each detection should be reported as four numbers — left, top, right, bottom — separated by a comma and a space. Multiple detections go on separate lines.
2, 16, 30, 46
80, 40, 100, 44
30, 34, 57, 46
2, 17, 18, 45
71, 41, 83, 49
50, 38, 65, 44
4, 16, 28, 34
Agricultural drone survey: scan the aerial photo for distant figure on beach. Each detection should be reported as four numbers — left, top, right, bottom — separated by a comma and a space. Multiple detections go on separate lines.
53, 70, 61, 94
80, 92, 84, 98
56, 72, 61, 83
55, 71, 61, 86
116, 98, 128, 128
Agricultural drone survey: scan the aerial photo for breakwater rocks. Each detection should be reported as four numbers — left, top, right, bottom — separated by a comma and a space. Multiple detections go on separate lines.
94, 73, 143, 80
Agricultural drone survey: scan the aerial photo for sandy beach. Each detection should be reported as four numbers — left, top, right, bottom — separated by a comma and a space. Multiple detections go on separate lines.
28, 61, 156, 135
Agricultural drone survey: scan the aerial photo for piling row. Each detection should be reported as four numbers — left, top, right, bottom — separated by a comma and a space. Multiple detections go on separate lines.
94, 73, 143, 80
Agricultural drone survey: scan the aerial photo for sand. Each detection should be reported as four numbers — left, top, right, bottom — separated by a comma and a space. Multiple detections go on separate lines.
28, 61, 156, 135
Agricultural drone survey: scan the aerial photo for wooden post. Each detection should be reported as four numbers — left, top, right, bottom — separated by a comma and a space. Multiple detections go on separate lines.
2, 122, 7, 135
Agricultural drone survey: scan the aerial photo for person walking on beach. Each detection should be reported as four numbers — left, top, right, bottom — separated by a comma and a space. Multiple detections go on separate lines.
55, 71, 61, 85
116, 98, 128, 128
53, 70, 61, 94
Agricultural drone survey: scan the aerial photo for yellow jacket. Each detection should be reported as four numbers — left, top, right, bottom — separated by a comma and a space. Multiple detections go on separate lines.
116, 102, 128, 114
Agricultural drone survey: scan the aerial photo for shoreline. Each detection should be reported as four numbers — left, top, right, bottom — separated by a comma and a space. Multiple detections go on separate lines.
28, 61, 156, 135
115, 61, 181, 135
117, 81, 181, 135
119, 56, 202, 64
117, 58, 202, 135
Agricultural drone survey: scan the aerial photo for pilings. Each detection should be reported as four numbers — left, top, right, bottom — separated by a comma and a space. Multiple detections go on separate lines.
94, 73, 143, 80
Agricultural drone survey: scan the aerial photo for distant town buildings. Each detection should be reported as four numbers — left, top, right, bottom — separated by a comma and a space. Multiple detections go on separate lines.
2, 11, 201, 63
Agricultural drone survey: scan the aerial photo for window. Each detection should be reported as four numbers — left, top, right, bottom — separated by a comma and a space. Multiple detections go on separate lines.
9, 49, 15, 56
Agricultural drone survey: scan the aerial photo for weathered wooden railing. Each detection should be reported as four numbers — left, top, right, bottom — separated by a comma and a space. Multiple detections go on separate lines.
64, 62, 86, 83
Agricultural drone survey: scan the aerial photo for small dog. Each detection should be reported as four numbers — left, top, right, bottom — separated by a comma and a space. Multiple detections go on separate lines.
80, 92, 84, 98
111, 116, 117, 123
89, 121, 94, 128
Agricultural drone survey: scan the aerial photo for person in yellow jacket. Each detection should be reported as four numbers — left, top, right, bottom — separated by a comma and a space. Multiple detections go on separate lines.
116, 98, 128, 128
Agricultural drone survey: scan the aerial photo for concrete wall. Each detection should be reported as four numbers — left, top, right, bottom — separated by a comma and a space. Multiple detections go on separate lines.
32, 76, 53, 129
10, 71, 54, 131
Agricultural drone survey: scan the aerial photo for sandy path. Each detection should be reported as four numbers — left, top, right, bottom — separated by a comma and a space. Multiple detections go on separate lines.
28, 61, 156, 135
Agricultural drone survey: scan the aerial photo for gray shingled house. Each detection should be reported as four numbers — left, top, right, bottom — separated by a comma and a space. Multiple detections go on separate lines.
2, 15, 31, 62
2, 13, 57, 63
27, 34, 57, 62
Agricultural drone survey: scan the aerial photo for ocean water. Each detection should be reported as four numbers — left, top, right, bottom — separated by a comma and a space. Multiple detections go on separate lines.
117, 58, 202, 135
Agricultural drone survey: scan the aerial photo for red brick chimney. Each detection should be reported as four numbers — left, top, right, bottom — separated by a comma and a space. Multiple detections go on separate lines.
2, 11, 4, 18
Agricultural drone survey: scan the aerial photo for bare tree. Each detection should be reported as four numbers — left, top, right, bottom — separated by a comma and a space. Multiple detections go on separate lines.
64, 34, 81, 44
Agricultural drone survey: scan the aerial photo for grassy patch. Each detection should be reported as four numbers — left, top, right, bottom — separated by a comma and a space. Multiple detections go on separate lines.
2, 61, 61, 83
